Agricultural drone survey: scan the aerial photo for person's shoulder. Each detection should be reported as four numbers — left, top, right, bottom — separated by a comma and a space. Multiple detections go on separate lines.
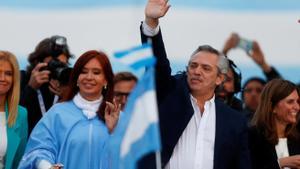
17, 105, 27, 119
216, 98, 247, 124
248, 125, 263, 137
174, 72, 188, 84
39, 101, 82, 125
216, 98, 240, 115
48, 101, 74, 112
13, 105, 28, 126
20, 69, 29, 81
174, 71, 187, 79
46, 101, 80, 118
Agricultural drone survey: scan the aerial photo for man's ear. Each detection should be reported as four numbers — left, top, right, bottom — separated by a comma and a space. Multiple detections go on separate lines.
216, 73, 225, 86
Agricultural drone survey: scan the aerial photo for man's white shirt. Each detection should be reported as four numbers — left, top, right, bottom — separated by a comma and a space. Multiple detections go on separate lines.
165, 95, 216, 169
142, 21, 216, 169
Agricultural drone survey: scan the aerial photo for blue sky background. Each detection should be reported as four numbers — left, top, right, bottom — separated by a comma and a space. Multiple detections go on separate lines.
1, 0, 299, 85
0, 0, 300, 10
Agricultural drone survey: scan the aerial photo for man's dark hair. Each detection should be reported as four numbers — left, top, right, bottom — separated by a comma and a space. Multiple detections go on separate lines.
241, 77, 266, 100
26, 35, 73, 73
114, 71, 138, 84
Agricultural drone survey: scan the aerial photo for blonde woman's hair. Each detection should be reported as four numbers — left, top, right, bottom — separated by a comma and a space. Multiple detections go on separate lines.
0, 51, 20, 126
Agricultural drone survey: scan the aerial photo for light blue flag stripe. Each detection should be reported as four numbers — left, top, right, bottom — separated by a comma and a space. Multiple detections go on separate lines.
108, 66, 161, 169
114, 43, 152, 59
114, 43, 155, 70
1, 0, 299, 10
121, 123, 160, 169
130, 57, 156, 70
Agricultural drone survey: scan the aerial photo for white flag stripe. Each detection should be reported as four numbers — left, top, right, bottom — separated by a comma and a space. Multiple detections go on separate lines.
118, 47, 153, 65
120, 91, 158, 157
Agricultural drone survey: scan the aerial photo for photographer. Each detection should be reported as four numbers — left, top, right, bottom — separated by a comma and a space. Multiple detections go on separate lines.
20, 35, 74, 134
215, 58, 243, 112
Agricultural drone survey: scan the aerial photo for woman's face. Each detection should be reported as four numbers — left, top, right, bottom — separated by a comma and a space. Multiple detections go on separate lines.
274, 90, 300, 126
0, 60, 13, 98
243, 81, 264, 112
77, 58, 107, 101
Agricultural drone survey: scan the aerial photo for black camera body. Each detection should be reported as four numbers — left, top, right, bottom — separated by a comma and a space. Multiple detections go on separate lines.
42, 59, 72, 85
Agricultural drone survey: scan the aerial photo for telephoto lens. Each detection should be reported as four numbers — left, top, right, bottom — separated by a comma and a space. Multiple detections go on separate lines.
46, 59, 71, 85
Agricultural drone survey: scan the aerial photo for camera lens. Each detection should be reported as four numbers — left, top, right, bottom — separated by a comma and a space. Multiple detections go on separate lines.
47, 60, 71, 85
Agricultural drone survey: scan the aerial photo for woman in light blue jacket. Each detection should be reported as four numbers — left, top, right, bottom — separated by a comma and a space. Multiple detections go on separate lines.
19, 50, 120, 169
0, 51, 28, 169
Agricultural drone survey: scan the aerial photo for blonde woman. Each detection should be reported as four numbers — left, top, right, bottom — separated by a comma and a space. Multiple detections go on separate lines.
0, 51, 28, 169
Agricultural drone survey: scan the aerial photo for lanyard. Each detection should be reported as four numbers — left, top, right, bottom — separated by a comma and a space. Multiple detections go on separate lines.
37, 89, 58, 116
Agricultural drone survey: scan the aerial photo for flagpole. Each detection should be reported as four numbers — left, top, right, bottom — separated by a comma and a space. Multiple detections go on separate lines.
155, 151, 162, 169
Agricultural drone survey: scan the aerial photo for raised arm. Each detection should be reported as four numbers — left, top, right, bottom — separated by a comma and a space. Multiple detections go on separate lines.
144, 0, 170, 29
140, 0, 172, 96
248, 41, 282, 81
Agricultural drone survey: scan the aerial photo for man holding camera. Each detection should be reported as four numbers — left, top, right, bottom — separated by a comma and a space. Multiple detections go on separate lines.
20, 35, 73, 134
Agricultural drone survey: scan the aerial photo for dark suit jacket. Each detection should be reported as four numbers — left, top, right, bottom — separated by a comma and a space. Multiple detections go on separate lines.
138, 24, 251, 169
248, 126, 300, 169
20, 70, 55, 134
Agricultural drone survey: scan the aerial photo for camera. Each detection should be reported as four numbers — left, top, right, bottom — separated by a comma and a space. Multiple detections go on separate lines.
50, 35, 68, 58
42, 59, 72, 85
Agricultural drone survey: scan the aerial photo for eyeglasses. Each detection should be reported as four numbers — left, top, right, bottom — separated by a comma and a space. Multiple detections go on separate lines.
243, 88, 263, 93
114, 92, 130, 98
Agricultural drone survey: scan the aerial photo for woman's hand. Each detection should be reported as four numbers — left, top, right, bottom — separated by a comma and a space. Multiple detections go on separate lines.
279, 155, 300, 169
105, 101, 121, 133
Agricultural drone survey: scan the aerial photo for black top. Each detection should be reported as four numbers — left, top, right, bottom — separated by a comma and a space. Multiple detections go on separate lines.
20, 70, 56, 134
248, 126, 300, 169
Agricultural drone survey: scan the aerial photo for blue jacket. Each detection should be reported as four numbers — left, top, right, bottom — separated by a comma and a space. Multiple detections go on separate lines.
5, 105, 28, 169
19, 101, 111, 169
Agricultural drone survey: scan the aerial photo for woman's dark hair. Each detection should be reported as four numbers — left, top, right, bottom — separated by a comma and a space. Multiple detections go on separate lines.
26, 35, 73, 74
62, 50, 114, 121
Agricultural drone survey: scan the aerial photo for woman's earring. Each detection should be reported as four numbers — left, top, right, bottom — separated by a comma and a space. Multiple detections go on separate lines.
104, 85, 107, 90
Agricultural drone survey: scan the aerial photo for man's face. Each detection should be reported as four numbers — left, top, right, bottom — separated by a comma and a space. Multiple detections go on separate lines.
217, 69, 235, 99
243, 80, 264, 112
114, 80, 136, 110
187, 51, 223, 96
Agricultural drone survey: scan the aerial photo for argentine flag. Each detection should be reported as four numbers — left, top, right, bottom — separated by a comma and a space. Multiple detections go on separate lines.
107, 43, 161, 169
114, 43, 156, 70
